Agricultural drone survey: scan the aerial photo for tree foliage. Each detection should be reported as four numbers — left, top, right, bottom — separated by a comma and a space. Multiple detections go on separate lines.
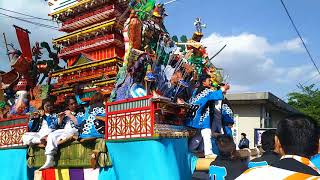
287, 84, 320, 126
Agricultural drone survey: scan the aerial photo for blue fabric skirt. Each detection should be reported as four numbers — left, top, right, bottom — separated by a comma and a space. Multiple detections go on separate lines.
100, 138, 197, 180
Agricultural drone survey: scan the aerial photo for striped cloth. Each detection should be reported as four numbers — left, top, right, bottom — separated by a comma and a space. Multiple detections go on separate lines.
236, 166, 320, 180
69, 169, 84, 180
55, 169, 70, 180
281, 155, 320, 174
34, 168, 100, 180
42, 168, 55, 180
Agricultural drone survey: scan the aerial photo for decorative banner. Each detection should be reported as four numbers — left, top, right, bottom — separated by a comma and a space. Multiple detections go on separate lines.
14, 25, 32, 62
232, 114, 239, 148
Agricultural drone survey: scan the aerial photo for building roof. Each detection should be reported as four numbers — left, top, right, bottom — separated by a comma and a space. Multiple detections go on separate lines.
225, 92, 299, 113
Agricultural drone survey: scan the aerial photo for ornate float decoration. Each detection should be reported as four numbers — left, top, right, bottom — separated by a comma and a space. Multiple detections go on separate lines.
48, 0, 128, 104
106, 96, 192, 140
0, 115, 28, 148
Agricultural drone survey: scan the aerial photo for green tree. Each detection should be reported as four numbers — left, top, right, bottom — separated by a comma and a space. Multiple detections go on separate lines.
287, 84, 320, 126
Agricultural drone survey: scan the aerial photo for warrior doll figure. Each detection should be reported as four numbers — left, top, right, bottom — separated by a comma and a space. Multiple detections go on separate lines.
186, 74, 230, 158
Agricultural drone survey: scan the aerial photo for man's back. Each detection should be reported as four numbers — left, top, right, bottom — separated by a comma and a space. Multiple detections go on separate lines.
209, 156, 248, 180
236, 165, 320, 180
251, 151, 280, 166
272, 156, 319, 176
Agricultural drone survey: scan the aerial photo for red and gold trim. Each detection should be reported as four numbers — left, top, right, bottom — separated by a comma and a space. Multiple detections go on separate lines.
59, 34, 124, 59
60, 5, 122, 32
51, 57, 121, 77
53, 18, 119, 45
54, 68, 117, 87
49, 0, 128, 22
52, 80, 115, 104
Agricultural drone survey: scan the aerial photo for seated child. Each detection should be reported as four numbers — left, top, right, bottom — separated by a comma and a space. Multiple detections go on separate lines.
22, 99, 57, 145
79, 92, 106, 139
39, 96, 84, 170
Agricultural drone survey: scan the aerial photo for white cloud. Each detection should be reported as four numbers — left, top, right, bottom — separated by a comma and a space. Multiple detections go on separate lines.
201, 33, 314, 93
274, 38, 304, 52
202, 33, 303, 58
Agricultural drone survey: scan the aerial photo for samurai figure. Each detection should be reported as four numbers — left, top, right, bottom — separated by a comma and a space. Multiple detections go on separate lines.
194, 17, 206, 34
186, 74, 230, 158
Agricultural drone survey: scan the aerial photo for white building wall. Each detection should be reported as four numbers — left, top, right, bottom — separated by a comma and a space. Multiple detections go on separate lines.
269, 110, 286, 128
232, 104, 261, 148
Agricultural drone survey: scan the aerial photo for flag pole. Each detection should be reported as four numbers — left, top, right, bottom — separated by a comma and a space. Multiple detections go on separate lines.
2, 32, 11, 63
13, 25, 31, 34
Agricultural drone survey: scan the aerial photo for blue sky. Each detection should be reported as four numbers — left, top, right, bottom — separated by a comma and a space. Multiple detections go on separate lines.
1, 0, 320, 100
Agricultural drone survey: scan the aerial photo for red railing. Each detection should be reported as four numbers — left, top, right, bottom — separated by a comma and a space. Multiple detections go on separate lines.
105, 96, 156, 140
59, 34, 123, 59
0, 115, 28, 148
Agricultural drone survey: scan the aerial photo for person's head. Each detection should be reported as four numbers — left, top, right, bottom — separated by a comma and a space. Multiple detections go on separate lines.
199, 74, 212, 88
65, 96, 78, 112
261, 129, 276, 152
89, 92, 104, 106
170, 70, 182, 85
241, 133, 246, 139
42, 99, 54, 114
216, 135, 238, 159
275, 114, 319, 159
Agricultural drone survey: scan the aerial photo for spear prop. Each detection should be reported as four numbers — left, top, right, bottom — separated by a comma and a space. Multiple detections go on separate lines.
3, 33, 11, 63
209, 44, 227, 61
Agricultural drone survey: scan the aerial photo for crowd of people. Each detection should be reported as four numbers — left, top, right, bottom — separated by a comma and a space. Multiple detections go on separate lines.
206, 114, 320, 179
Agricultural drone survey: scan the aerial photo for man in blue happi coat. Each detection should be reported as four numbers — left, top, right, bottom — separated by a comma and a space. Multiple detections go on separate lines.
187, 74, 230, 158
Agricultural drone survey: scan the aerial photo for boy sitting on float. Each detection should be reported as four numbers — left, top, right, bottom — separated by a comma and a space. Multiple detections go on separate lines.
78, 92, 106, 139
22, 98, 57, 145
39, 96, 84, 170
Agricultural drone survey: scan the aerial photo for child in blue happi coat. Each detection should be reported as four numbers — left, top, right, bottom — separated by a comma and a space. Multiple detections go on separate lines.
79, 92, 106, 139
39, 96, 85, 170
22, 99, 57, 145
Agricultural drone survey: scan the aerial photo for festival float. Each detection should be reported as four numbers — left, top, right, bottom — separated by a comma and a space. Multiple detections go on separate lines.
0, 0, 238, 179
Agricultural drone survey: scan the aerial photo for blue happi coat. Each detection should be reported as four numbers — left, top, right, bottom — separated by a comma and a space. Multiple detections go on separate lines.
28, 113, 58, 132
187, 89, 224, 129
221, 103, 235, 137
56, 112, 85, 129
79, 106, 106, 139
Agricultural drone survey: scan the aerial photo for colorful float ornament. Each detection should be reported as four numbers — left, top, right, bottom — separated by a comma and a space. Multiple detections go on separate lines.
152, 4, 167, 18
14, 77, 28, 91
